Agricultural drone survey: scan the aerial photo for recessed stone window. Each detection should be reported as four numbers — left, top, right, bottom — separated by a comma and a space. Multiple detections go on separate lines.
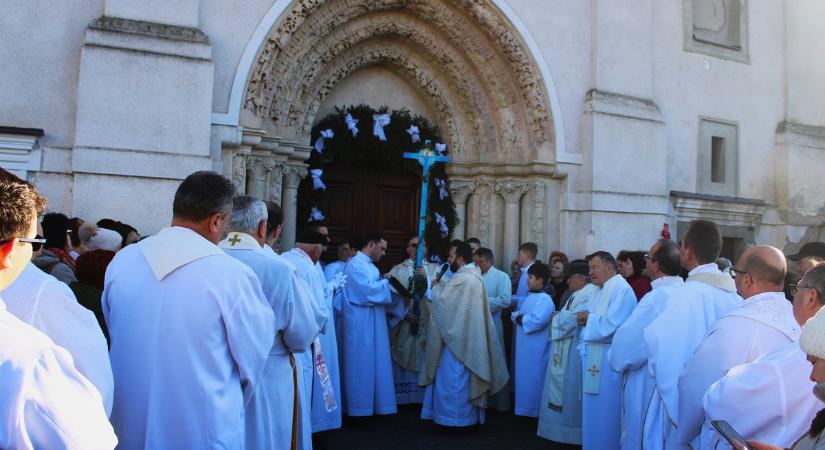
683, 0, 749, 63
698, 118, 738, 196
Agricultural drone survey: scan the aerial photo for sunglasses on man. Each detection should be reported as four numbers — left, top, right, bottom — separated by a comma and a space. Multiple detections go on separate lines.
0, 235, 46, 252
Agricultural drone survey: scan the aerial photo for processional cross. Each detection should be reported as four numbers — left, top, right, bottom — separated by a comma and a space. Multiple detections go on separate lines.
402, 140, 450, 334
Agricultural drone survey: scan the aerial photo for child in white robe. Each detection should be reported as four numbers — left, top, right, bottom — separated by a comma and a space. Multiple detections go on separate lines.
513, 262, 555, 417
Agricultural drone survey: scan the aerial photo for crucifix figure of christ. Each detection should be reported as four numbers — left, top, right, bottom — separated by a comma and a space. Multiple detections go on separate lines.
403, 140, 450, 335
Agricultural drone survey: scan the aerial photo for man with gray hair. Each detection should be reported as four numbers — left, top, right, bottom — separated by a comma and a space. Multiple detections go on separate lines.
219, 196, 324, 450
103, 171, 276, 449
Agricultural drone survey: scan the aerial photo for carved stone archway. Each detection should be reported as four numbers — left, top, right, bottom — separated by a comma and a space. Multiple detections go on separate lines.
220, 0, 564, 260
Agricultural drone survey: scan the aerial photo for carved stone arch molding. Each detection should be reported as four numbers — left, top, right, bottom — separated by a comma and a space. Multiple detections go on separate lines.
240, 0, 559, 166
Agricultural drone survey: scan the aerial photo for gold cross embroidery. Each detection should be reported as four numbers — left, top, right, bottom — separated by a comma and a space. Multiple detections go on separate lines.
228, 234, 241, 246
588, 365, 600, 377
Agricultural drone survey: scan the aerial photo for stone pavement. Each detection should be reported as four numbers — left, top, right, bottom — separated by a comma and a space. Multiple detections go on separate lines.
312, 404, 581, 450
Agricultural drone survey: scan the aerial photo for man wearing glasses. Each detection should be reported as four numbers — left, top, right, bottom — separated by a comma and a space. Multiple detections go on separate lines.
0, 168, 117, 448
702, 263, 825, 449
678, 245, 800, 448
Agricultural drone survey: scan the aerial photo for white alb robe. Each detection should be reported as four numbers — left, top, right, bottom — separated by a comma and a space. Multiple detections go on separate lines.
220, 233, 322, 450
579, 274, 637, 450
538, 283, 598, 445
513, 291, 555, 417
2, 262, 113, 415
103, 226, 276, 449
281, 249, 342, 432
482, 266, 512, 411
702, 342, 822, 449
608, 275, 684, 450
0, 297, 117, 450
643, 263, 742, 450
678, 291, 800, 447
340, 251, 397, 416
421, 346, 485, 426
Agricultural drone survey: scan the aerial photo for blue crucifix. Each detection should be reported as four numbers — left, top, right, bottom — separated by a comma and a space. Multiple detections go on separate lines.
403, 140, 449, 334
404, 140, 451, 268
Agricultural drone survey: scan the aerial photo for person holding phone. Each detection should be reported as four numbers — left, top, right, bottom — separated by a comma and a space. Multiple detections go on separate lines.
746, 304, 825, 450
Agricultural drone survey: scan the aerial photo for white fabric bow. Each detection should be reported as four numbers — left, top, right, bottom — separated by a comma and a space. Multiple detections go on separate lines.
373, 114, 391, 141
327, 272, 348, 291
435, 143, 447, 155
406, 125, 420, 143
309, 207, 325, 222
310, 169, 326, 190
314, 129, 334, 154
345, 114, 359, 137
434, 212, 449, 237
434, 178, 448, 200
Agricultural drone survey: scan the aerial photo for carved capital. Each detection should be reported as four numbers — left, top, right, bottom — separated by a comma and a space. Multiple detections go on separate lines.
448, 181, 476, 203
494, 179, 529, 203
283, 164, 307, 189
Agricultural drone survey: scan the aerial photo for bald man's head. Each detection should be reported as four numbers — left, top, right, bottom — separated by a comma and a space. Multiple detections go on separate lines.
738, 245, 787, 292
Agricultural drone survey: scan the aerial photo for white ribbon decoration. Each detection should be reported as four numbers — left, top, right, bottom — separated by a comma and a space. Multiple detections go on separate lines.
406, 125, 420, 143
435, 212, 449, 237
314, 129, 334, 154
345, 114, 359, 137
373, 114, 391, 141
435, 143, 447, 155
434, 178, 448, 200
310, 169, 326, 190
309, 207, 325, 222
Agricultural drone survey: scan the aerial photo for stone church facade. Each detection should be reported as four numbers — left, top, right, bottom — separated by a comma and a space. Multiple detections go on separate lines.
2, 0, 823, 263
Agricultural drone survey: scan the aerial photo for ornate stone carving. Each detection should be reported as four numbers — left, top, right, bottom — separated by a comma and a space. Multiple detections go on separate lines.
494, 179, 530, 203
475, 178, 495, 245
230, 152, 248, 192
448, 180, 476, 204
263, 159, 284, 204
531, 180, 547, 247
243, 0, 555, 162
283, 164, 307, 189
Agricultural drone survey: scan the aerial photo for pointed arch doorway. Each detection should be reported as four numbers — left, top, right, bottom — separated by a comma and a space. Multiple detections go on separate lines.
317, 161, 421, 273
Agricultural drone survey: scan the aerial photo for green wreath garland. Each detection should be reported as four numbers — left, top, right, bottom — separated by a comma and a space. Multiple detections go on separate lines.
297, 104, 457, 261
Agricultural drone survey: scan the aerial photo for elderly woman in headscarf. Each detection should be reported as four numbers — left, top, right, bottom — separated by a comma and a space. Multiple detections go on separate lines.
78, 223, 122, 252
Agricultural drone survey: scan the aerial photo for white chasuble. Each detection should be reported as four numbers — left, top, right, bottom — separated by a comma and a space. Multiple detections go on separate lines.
340, 251, 397, 416
643, 263, 741, 450
702, 342, 821, 450
538, 282, 597, 445
482, 266, 513, 411
513, 291, 555, 417
678, 291, 800, 447
0, 298, 117, 450
103, 227, 276, 450
608, 276, 683, 450
3, 262, 113, 416
579, 274, 637, 450
220, 233, 322, 450
420, 265, 509, 427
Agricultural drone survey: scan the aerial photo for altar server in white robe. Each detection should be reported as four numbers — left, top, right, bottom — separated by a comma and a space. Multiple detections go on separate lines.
420, 241, 509, 426
538, 260, 597, 445
388, 235, 432, 405
514, 242, 538, 309
512, 262, 555, 417
282, 227, 345, 433
679, 245, 801, 447
341, 232, 397, 416
577, 251, 637, 450
643, 219, 742, 450
3, 261, 113, 415
0, 168, 117, 449
104, 171, 276, 449
474, 247, 513, 411
609, 239, 684, 450
219, 196, 323, 450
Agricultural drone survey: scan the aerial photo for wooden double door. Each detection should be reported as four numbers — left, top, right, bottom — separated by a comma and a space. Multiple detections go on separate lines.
317, 162, 421, 273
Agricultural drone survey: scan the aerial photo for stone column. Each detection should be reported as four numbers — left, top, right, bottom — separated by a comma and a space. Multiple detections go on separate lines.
245, 155, 268, 199
448, 181, 476, 240
281, 164, 307, 250
495, 179, 529, 267
265, 159, 285, 205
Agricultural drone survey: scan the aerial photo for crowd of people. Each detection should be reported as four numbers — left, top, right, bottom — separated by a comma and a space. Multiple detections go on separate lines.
2, 167, 825, 450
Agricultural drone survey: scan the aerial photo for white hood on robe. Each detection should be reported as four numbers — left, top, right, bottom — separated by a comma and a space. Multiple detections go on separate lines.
139, 227, 223, 280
